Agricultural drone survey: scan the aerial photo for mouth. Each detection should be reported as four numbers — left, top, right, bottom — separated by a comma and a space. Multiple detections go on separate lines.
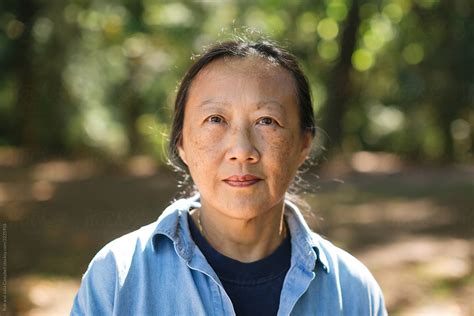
223, 174, 262, 187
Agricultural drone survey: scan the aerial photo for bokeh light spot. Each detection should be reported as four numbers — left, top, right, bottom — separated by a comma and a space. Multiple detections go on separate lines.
383, 3, 404, 23
317, 18, 339, 40
245, 9, 285, 36
450, 119, 470, 141
402, 43, 424, 65
122, 34, 148, 58
370, 14, 394, 42
326, 2, 348, 22
317, 40, 340, 61
298, 12, 318, 34
363, 30, 385, 51
143, 3, 193, 27
33, 18, 54, 44
6, 19, 25, 39
368, 104, 405, 135
32, 181, 55, 202
352, 49, 374, 71
103, 14, 123, 39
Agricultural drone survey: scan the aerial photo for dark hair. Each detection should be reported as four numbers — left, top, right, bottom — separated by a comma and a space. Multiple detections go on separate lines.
168, 40, 316, 172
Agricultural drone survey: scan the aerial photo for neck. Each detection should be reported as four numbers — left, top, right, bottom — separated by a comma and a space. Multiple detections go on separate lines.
190, 202, 287, 263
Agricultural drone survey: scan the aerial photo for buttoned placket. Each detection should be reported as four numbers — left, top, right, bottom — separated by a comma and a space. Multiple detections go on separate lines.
186, 255, 236, 316
175, 208, 237, 316
277, 238, 318, 315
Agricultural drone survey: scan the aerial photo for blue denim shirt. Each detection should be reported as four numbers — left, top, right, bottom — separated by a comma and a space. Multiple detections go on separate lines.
71, 195, 387, 315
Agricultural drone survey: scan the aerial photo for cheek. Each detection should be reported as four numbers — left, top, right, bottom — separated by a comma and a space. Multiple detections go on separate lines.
259, 130, 301, 172
260, 128, 296, 153
183, 127, 223, 168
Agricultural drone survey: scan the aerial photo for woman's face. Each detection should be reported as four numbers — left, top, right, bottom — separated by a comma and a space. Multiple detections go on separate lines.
178, 57, 312, 220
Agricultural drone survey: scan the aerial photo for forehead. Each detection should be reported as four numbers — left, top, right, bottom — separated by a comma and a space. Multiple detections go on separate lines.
187, 56, 298, 105
199, 56, 290, 78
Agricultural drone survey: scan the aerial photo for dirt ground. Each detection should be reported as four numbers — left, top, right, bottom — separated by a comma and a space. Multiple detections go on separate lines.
1, 151, 473, 315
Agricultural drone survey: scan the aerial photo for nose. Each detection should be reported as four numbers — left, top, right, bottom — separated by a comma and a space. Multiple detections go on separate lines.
225, 127, 260, 163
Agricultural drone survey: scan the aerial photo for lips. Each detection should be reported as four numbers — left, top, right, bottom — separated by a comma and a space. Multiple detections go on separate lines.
223, 174, 262, 187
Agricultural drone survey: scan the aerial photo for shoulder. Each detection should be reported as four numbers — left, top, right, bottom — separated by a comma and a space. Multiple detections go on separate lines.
104, 221, 158, 256
94, 221, 158, 276
71, 222, 159, 315
311, 233, 373, 280
311, 233, 387, 315
80, 196, 193, 278
320, 236, 372, 278
71, 196, 198, 315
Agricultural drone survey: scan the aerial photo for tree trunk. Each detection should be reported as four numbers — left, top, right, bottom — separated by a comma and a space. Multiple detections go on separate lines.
322, 0, 360, 151
12, 0, 38, 150
430, 0, 471, 162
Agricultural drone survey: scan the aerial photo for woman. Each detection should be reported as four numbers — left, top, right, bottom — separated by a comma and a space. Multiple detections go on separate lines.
71, 40, 387, 315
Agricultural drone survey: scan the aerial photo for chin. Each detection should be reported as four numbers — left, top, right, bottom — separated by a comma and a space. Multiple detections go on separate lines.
222, 198, 277, 220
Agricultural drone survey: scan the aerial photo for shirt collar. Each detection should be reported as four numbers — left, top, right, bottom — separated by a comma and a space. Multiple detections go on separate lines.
284, 199, 330, 273
152, 194, 330, 273
151, 194, 201, 261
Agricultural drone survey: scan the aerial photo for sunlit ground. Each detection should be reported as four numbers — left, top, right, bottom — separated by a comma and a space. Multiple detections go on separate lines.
1, 149, 472, 315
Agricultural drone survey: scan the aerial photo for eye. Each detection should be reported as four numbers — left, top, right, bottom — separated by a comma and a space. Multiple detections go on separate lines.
206, 115, 225, 124
257, 117, 276, 126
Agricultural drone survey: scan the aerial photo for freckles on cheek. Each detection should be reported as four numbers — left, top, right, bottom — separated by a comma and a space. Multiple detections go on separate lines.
184, 129, 223, 168
265, 132, 295, 157
264, 133, 300, 173
185, 128, 212, 151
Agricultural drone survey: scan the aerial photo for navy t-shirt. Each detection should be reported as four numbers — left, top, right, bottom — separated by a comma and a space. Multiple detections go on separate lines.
188, 213, 291, 316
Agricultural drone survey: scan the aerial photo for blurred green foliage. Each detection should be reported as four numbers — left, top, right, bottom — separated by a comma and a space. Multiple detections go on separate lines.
0, 0, 472, 164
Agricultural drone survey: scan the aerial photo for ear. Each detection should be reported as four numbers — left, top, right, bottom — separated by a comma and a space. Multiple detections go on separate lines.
297, 131, 313, 167
177, 141, 188, 166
